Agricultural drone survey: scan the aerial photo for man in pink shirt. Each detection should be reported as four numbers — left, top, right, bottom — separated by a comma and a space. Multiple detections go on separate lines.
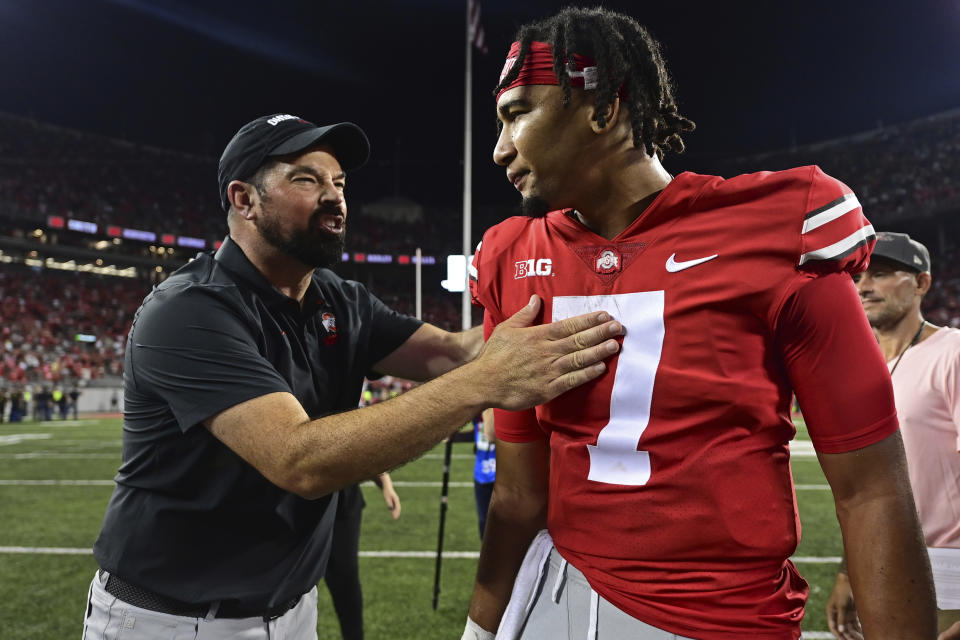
828, 232, 960, 639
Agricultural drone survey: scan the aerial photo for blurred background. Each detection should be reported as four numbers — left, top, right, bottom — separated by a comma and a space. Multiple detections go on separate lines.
0, 0, 958, 408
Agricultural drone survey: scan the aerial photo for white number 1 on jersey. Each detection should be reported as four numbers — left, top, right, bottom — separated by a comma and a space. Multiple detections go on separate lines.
552, 291, 665, 485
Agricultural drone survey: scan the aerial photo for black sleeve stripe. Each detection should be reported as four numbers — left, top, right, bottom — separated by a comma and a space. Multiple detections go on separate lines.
803, 192, 855, 220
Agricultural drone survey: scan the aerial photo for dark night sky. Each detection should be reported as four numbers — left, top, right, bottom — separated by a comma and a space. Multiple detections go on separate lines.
2, 0, 959, 207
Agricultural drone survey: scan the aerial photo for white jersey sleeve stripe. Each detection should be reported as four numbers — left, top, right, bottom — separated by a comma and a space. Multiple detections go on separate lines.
801, 193, 861, 234
799, 224, 876, 266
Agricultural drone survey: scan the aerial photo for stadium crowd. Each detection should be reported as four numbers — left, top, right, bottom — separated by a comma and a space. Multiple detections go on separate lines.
3, 108, 957, 256
0, 265, 474, 391
1, 108, 959, 392
0, 265, 141, 385
0, 113, 463, 256
716, 109, 960, 225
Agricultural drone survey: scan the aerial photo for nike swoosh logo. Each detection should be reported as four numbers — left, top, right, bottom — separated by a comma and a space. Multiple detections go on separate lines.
665, 253, 719, 272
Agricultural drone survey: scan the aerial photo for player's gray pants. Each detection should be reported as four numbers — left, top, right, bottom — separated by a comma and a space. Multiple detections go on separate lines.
504, 535, 694, 640
81, 570, 318, 640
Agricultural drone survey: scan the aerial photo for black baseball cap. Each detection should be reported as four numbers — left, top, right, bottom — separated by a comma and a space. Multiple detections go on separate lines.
218, 113, 370, 211
871, 231, 931, 273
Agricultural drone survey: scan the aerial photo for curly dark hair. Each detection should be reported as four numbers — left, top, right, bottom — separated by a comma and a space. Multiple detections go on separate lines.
495, 6, 695, 159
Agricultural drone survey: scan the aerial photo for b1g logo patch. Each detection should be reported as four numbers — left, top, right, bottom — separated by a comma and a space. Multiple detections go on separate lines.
514, 258, 552, 279
595, 249, 621, 274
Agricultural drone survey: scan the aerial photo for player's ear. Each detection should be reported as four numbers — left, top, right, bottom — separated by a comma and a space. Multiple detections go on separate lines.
228, 180, 258, 220
915, 271, 932, 297
588, 97, 621, 135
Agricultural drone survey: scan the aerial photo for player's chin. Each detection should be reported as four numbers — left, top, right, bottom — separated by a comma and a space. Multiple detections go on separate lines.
520, 195, 552, 219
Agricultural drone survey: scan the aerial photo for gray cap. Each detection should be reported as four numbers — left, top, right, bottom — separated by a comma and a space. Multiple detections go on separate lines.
871, 231, 931, 272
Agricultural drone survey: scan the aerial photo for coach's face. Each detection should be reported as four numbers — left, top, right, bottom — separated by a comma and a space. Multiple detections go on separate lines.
493, 85, 598, 217
853, 258, 927, 330
254, 145, 348, 269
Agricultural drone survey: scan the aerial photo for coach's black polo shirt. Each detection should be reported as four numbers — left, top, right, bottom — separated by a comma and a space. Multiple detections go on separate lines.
93, 236, 421, 609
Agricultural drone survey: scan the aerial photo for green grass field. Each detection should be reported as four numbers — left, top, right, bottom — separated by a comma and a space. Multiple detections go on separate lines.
0, 417, 841, 639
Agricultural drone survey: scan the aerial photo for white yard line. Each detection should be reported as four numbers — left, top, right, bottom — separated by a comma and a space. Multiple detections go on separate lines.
0, 434, 52, 446
0, 546, 92, 555
0, 479, 475, 487
0, 479, 115, 486
790, 440, 817, 458
361, 481, 474, 488
0, 480, 831, 490
0, 453, 117, 459
0, 546, 840, 565
0, 545, 841, 636
1, 420, 90, 427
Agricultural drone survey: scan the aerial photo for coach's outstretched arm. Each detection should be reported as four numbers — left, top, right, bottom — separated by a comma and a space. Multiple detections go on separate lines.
205, 294, 622, 499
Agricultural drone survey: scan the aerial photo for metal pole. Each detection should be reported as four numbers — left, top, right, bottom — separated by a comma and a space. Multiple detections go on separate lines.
435, 3, 475, 608
432, 435, 455, 609
415, 247, 422, 320
461, 0, 473, 331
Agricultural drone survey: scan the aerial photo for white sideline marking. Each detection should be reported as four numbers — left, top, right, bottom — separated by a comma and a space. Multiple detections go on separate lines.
43, 439, 122, 446
9, 420, 88, 427
0, 452, 475, 461
0, 450, 819, 461
0, 453, 117, 459
358, 551, 480, 558
790, 440, 816, 458
0, 479, 831, 490
0, 434, 53, 446
0, 546, 92, 555
0, 546, 841, 565
0, 480, 474, 488
0, 480, 114, 486
362, 481, 474, 488
791, 556, 841, 563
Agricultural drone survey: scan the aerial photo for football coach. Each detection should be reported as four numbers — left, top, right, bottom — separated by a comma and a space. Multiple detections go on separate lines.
81, 113, 623, 640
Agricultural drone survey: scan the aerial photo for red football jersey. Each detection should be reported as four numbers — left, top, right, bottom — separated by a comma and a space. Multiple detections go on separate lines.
470, 167, 898, 639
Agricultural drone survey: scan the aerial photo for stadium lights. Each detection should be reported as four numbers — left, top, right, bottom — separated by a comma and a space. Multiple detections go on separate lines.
40, 214, 446, 267
67, 219, 97, 234
11, 252, 138, 278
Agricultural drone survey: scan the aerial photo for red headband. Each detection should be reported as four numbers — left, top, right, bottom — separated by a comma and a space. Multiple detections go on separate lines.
496, 41, 599, 102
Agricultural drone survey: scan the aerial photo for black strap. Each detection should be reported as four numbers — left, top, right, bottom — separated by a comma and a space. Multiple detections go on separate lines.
100, 570, 302, 621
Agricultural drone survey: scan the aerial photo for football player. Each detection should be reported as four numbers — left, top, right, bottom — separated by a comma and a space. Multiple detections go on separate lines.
462, 7, 935, 639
